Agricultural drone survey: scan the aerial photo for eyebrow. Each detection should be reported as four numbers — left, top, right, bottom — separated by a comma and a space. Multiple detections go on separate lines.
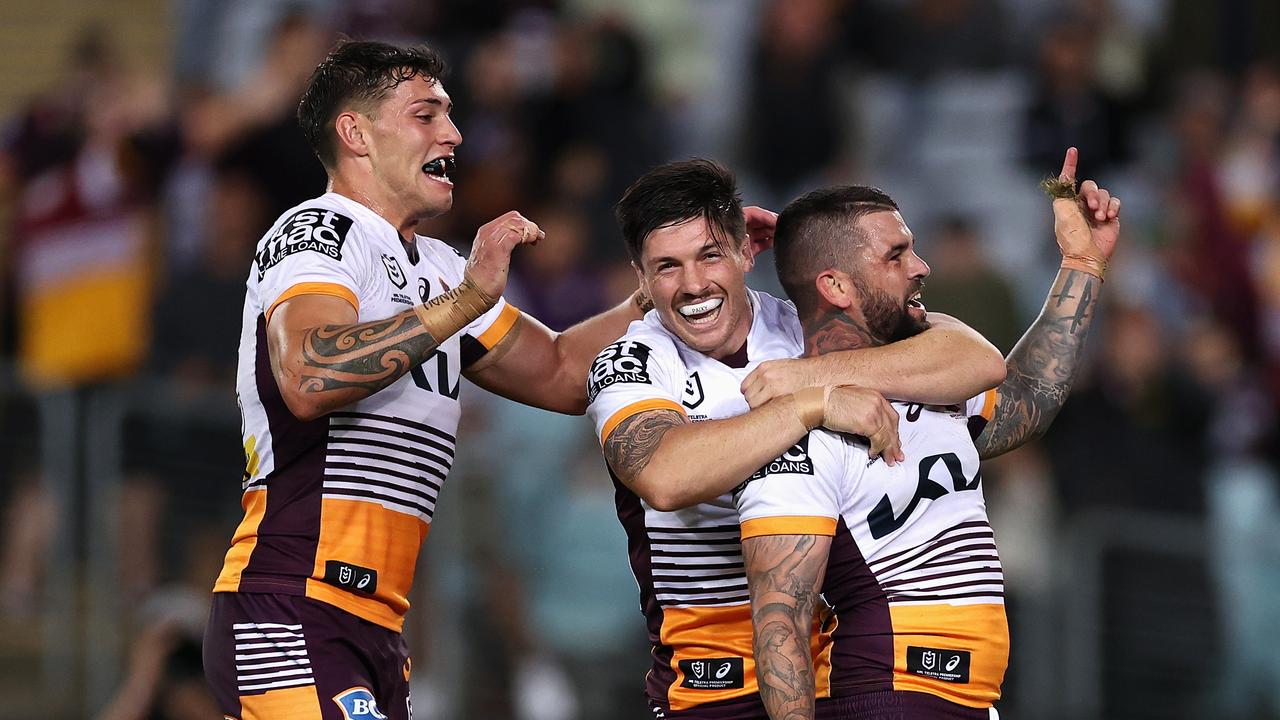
410, 97, 453, 113
647, 240, 723, 266
885, 240, 910, 257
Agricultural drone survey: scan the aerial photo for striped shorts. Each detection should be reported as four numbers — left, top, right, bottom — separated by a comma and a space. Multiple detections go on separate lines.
204, 592, 412, 719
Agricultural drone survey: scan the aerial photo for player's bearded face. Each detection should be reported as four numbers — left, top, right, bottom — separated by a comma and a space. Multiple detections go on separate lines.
367, 76, 461, 219
638, 217, 754, 360
847, 211, 931, 345
851, 270, 929, 345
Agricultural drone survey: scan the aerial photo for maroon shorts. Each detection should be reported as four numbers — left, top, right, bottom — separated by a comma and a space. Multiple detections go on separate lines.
204, 592, 412, 719
654, 694, 770, 720
817, 690, 993, 720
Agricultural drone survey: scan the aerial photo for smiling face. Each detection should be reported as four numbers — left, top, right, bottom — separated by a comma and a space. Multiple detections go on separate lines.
636, 216, 754, 359
360, 74, 461, 220
847, 210, 931, 343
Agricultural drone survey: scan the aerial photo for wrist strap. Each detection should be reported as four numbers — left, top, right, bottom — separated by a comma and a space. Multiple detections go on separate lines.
794, 386, 828, 431
1061, 253, 1107, 280
413, 274, 497, 342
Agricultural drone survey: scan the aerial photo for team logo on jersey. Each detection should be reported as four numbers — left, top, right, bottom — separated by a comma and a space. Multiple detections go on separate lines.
588, 340, 653, 401
381, 254, 407, 289
682, 372, 705, 409
256, 208, 353, 279
418, 277, 431, 303
867, 452, 980, 540
678, 657, 744, 690
748, 435, 814, 481
333, 687, 388, 720
907, 646, 971, 683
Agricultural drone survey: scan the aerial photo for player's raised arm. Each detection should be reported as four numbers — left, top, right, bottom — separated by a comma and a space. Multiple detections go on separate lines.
267, 211, 539, 421
741, 312, 1005, 408
975, 147, 1119, 459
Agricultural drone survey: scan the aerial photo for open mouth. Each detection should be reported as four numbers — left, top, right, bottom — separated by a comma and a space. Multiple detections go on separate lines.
677, 297, 724, 326
421, 156, 456, 185
906, 291, 926, 314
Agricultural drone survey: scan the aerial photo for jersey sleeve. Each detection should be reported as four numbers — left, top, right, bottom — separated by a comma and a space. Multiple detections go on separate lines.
964, 388, 999, 440
256, 206, 368, 322
735, 431, 845, 539
584, 327, 688, 446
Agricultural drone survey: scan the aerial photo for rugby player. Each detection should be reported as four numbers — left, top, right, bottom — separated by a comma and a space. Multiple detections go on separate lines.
202, 41, 766, 720
584, 159, 1008, 719
736, 148, 1117, 719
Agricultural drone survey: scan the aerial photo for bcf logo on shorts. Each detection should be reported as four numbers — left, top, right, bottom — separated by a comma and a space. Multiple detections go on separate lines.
333, 687, 388, 719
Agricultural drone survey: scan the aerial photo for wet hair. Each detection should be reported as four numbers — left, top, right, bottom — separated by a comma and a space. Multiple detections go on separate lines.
773, 185, 899, 315
615, 158, 745, 266
298, 40, 448, 169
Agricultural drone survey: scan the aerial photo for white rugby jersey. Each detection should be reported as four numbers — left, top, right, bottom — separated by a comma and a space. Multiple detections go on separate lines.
215, 192, 519, 631
735, 393, 1006, 709
586, 289, 834, 716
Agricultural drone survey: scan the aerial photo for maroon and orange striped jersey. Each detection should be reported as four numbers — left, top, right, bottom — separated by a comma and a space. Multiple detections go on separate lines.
215, 193, 518, 631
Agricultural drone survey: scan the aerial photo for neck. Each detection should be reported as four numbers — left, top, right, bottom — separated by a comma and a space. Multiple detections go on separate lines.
329, 175, 418, 237
801, 305, 879, 357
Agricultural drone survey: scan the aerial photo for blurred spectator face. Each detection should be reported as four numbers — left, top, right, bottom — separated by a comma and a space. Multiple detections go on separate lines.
1105, 306, 1165, 388
848, 211, 932, 341
931, 217, 983, 278
764, 0, 838, 60
635, 218, 754, 359
359, 75, 462, 219
525, 205, 588, 279
1040, 21, 1096, 93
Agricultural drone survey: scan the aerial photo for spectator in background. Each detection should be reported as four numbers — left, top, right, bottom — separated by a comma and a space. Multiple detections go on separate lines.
504, 202, 610, 332
1184, 317, 1280, 719
1164, 71, 1261, 353
1024, 13, 1134, 180
522, 16, 667, 258
874, 0, 1011, 79
740, 0, 845, 204
0, 26, 168, 612
915, 215, 1025, 353
1045, 304, 1211, 518
185, 9, 330, 227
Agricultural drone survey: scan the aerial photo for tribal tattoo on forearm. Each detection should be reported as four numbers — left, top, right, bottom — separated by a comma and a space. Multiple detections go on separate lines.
744, 535, 827, 720
603, 409, 687, 485
975, 269, 1100, 459
299, 311, 438, 395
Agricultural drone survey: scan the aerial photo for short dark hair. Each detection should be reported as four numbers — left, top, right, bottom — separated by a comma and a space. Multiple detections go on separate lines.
615, 159, 745, 265
773, 185, 900, 315
298, 40, 449, 169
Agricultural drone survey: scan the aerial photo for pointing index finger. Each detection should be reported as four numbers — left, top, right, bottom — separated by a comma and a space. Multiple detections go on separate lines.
1059, 147, 1078, 182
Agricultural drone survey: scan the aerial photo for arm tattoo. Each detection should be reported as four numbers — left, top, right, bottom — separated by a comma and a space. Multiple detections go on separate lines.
299, 313, 439, 394
744, 535, 827, 720
603, 409, 686, 485
976, 270, 1100, 459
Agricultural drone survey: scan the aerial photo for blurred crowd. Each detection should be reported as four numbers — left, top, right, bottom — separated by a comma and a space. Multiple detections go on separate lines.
1, 0, 1278, 718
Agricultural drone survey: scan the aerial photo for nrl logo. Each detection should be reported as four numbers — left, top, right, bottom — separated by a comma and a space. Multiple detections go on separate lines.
381, 254, 407, 289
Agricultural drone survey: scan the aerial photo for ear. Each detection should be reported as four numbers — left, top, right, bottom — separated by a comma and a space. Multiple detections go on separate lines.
738, 236, 755, 273
815, 269, 854, 309
334, 110, 371, 158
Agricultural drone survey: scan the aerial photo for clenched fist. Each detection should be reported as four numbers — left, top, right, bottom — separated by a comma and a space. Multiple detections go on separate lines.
465, 210, 545, 299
